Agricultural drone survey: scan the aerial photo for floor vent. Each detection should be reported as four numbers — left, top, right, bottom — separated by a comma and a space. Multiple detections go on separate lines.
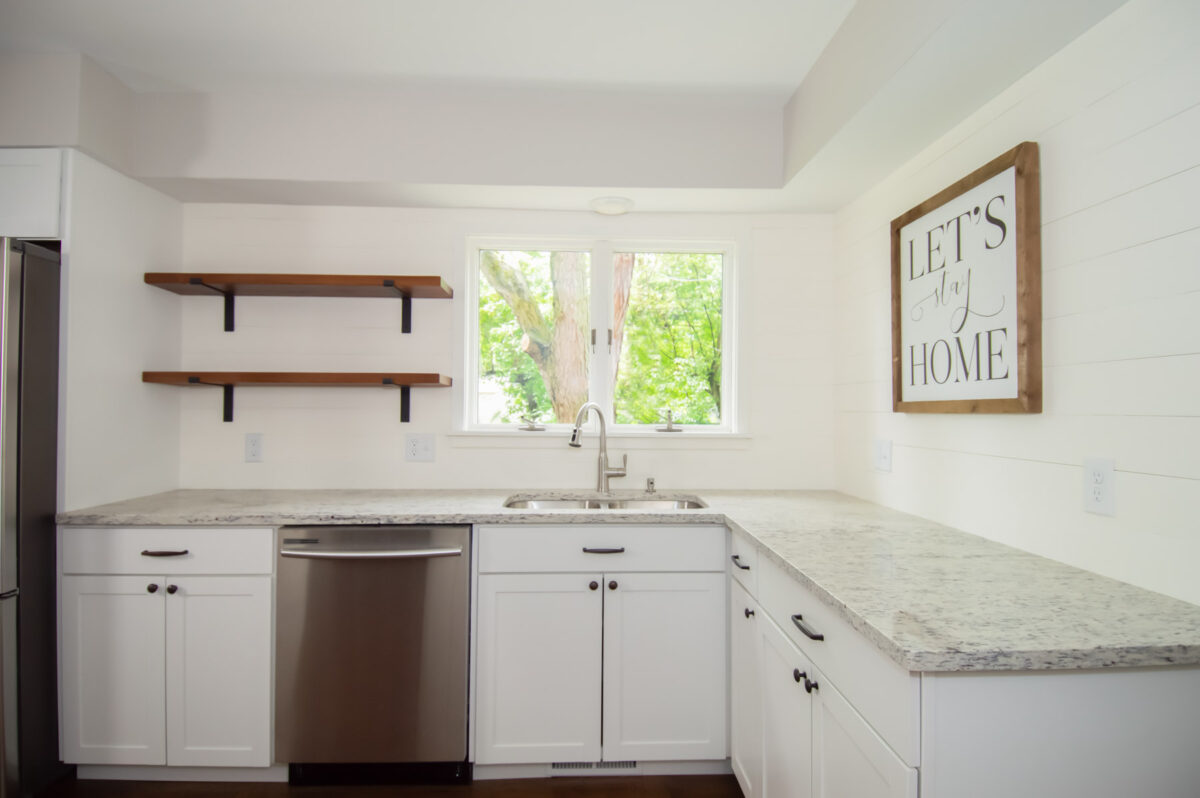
550, 761, 639, 776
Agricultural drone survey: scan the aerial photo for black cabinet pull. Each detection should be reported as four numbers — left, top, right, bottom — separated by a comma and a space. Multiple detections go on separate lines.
731, 554, 751, 570
166, 585, 179, 595
582, 547, 625, 554
804, 676, 819, 694
589, 581, 599, 591
793, 668, 805, 683
791, 614, 825, 641
146, 584, 159, 594
744, 607, 755, 618
608, 580, 618, 590
141, 549, 189, 557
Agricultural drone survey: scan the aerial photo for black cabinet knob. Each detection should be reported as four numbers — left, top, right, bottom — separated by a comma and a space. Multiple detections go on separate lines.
608, 580, 618, 590
147, 584, 159, 593
744, 607, 755, 618
793, 668, 806, 683
166, 585, 179, 595
804, 677, 819, 694
589, 581, 599, 591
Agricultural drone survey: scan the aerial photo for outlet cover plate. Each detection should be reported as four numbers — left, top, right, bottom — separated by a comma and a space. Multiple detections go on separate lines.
244, 432, 264, 463
405, 433, 435, 463
873, 438, 893, 472
1083, 457, 1115, 516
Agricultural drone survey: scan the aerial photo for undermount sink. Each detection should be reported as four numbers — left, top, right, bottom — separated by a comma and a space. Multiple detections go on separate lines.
503, 496, 708, 510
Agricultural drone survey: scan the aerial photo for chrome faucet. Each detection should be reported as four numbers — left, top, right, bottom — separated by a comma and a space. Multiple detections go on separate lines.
568, 402, 627, 492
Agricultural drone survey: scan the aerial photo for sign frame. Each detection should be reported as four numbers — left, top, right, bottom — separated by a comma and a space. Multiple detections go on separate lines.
890, 141, 1042, 414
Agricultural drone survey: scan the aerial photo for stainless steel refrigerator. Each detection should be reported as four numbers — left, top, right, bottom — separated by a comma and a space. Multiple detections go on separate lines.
1, 238, 68, 797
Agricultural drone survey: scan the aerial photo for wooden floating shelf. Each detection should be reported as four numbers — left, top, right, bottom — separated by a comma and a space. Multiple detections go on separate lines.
143, 371, 452, 423
144, 273, 453, 332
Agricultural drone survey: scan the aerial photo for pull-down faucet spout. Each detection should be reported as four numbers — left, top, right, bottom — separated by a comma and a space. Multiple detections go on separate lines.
568, 402, 627, 492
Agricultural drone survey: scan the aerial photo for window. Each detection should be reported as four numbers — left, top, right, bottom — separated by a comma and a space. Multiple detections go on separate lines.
468, 239, 734, 432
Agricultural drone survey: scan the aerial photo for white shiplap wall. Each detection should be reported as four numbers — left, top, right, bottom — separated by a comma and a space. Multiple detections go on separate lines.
176, 206, 835, 491
833, 0, 1200, 605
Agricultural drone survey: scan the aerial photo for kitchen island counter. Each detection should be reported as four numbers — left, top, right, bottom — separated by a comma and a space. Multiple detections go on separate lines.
57, 488, 1200, 673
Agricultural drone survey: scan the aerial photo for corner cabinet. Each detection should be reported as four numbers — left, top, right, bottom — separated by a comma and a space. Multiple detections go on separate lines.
58, 527, 274, 768
474, 525, 727, 766
728, 529, 918, 798
143, 272, 453, 422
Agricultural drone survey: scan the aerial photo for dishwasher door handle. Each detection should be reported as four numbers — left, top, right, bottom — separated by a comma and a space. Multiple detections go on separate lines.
280, 546, 464, 560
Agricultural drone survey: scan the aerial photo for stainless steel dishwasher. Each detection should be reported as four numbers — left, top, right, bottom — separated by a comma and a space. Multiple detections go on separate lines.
274, 525, 470, 784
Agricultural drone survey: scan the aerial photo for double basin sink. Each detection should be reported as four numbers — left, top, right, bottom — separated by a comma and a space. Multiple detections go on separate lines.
504, 495, 707, 510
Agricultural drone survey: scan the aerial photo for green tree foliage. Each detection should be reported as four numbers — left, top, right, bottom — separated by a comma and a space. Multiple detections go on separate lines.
477, 249, 722, 426
613, 253, 722, 425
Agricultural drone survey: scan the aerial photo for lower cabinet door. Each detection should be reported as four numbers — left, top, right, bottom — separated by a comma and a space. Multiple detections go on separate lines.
601, 571, 727, 761
730, 580, 763, 798
760, 613, 815, 798
165, 576, 272, 767
816, 672, 916, 796
813, 672, 918, 798
60, 576, 167, 765
476, 573, 604, 764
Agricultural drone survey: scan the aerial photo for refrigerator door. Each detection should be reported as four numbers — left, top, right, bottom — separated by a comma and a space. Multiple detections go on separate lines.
0, 238, 19, 798
0, 238, 18, 595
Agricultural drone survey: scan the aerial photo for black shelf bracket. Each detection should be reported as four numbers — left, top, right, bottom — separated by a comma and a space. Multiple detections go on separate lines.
383, 280, 413, 333
382, 378, 412, 422
188, 376, 235, 422
189, 277, 235, 332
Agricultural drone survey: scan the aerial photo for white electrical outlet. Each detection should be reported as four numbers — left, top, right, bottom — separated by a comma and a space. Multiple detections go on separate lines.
244, 432, 264, 463
1083, 457, 1115, 516
873, 438, 893, 472
404, 433, 435, 463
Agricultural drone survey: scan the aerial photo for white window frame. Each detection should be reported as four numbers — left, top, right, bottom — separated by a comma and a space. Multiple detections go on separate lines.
462, 236, 739, 436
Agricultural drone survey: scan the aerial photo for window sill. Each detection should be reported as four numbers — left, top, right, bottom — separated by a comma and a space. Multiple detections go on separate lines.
447, 430, 752, 450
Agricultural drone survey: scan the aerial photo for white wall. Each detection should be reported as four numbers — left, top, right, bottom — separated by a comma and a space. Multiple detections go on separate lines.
833, 0, 1200, 604
176, 205, 835, 491
60, 150, 183, 509
134, 86, 782, 191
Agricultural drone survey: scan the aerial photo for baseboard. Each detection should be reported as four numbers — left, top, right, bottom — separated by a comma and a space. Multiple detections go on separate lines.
473, 759, 732, 780
75, 765, 289, 782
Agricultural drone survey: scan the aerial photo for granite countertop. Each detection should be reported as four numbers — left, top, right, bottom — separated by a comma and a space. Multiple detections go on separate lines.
57, 488, 1200, 673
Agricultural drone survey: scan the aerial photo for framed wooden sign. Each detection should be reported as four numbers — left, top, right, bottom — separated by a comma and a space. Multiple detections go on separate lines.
890, 141, 1042, 413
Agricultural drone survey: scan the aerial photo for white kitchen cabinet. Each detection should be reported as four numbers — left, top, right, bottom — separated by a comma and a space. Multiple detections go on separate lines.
58, 527, 273, 768
475, 573, 603, 764
0, 148, 62, 238
601, 571, 726, 761
812, 667, 918, 798
164, 576, 272, 766
729, 580, 763, 798
759, 608, 814, 798
474, 524, 727, 766
60, 576, 167, 765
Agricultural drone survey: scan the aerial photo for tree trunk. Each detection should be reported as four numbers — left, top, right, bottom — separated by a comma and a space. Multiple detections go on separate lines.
547, 251, 590, 422
611, 252, 634, 388
479, 250, 590, 423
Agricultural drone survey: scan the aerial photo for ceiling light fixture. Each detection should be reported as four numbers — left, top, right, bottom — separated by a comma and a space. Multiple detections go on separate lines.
589, 196, 635, 216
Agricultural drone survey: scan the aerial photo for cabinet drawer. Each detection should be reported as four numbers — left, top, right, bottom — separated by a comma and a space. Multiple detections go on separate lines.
759, 556, 920, 766
477, 525, 726, 574
728, 528, 759, 594
61, 527, 274, 575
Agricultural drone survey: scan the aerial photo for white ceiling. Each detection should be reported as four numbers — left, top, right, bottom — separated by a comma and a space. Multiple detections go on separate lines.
0, 0, 1127, 212
0, 0, 855, 96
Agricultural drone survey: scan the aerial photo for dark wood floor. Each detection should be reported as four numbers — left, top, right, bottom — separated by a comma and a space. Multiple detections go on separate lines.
40, 774, 743, 798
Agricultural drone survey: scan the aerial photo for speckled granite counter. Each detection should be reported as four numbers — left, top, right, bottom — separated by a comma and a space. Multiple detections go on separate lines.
57, 488, 1200, 673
